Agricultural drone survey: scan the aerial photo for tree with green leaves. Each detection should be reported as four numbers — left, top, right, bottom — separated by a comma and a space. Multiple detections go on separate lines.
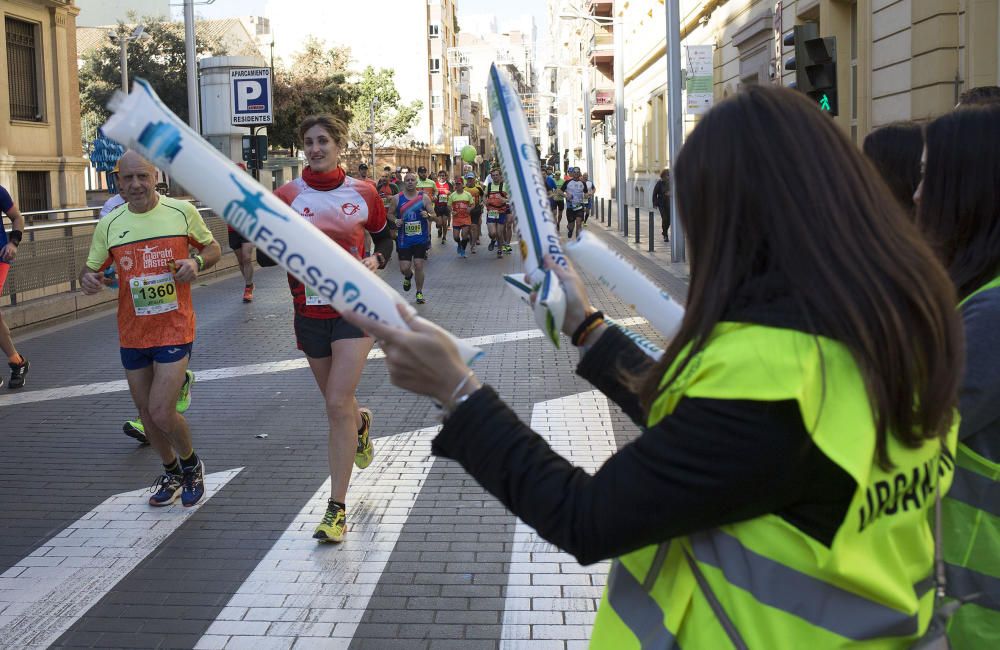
269, 38, 356, 156
79, 15, 228, 137
346, 66, 423, 157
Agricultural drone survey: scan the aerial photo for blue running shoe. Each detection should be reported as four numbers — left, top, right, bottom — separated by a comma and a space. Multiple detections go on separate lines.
149, 472, 182, 506
181, 459, 206, 507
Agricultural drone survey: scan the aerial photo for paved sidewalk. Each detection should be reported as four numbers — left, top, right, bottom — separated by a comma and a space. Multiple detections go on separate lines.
0, 224, 687, 649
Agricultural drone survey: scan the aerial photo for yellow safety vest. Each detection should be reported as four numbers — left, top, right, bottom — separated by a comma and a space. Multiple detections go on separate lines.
944, 274, 1000, 649
590, 322, 958, 649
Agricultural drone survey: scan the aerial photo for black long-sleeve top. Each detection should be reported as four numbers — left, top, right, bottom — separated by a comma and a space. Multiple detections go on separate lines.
431, 318, 856, 566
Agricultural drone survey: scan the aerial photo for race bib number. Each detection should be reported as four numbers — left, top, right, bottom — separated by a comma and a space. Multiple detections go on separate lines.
487, 210, 500, 220
404, 221, 423, 236
304, 285, 326, 306
382, 196, 393, 209
130, 272, 178, 316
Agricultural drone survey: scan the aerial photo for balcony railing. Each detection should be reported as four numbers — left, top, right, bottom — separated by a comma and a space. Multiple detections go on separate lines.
589, 29, 614, 62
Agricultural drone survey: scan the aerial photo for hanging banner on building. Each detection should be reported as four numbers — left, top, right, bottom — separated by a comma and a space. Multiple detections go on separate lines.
685, 45, 714, 115
452, 135, 470, 156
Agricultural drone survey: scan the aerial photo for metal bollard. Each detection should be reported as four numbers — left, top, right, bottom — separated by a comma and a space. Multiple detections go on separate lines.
623, 204, 628, 237
648, 210, 655, 252
634, 207, 640, 244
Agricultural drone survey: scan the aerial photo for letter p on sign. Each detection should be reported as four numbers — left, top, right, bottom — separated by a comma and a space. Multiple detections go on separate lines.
236, 81, 263, 111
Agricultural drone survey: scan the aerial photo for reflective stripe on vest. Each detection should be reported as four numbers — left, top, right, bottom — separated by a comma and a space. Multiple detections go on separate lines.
689, 529, 926, 640
607, 561, 679, 649
947, 462, 1000, 517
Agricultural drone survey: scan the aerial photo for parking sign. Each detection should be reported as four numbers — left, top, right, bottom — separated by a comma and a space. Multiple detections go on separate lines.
230, 68, 272, 126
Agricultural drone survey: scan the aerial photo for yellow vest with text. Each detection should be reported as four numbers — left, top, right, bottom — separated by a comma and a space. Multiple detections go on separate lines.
943, 275, 1000, 649
590, 322, 957, 649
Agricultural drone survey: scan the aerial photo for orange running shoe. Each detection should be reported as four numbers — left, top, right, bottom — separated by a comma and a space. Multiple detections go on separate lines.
242, 284, 254, 303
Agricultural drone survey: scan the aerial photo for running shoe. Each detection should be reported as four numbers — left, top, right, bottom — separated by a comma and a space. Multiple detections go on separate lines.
488, 240, 496, 252
8, 357, 29, 390
416, 291, 426, 304
181, 459, 206, 507
313, 500, 347, 543
355, 408, 374, 469
497, 249, 503, 259
149, 472, 183, 506
504, 245, 513, 255
123, 419, 149, 445
456, 243, 462, 255
243, 283, 254, 303
459, 248, 466, 258
176, 370, 195, 413
402, 276, 412, 292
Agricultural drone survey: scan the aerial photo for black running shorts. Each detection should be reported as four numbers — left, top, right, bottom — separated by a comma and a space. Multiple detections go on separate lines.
294, 314, 368, 358
397, 244, 429, 261
228, 229, 250, 250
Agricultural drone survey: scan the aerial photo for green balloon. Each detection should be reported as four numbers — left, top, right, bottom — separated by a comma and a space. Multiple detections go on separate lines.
461, 145, 477, 163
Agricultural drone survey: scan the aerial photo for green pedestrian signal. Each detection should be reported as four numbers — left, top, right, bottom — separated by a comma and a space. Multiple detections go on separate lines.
819, 94, 832, 112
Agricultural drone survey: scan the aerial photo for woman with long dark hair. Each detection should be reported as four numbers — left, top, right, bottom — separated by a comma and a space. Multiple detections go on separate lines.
915, 102, 1000, 649
862, 121, 923, 214
344, 86, 964, 647
272, 114, 394, 542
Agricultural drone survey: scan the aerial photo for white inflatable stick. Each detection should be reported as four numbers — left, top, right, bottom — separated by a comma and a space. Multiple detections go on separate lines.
102, 79, 481, 364
564, 231, 685, 341
487, 64, 566, 346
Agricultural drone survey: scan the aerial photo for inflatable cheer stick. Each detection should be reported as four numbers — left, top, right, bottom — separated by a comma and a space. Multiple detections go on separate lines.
103, 79, 482, 364
488, 64, 566, 347
564, 231, 685, 341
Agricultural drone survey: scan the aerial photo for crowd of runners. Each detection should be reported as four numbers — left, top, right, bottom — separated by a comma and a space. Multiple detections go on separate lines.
70, 108, 596, 544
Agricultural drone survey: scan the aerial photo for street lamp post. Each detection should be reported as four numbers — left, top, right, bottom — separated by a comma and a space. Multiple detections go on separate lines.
109, 25, 148, 95
613, 12, 625, 232
664, 0, 685, 262
369, 97, 380, 169
184, 0, 200, 132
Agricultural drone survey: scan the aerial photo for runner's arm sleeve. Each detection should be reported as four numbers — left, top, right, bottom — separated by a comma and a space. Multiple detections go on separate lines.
957, 291, 1000, 439
184, 202, 215, 249
369, 224, 393, 268
84, 220, 111, 271
432, 387, 854, 565
0, 185, 13, 214
575, 326, 656, 425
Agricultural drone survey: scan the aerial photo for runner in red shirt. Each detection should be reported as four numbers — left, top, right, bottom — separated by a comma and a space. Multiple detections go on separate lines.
272, 114, 394, 543
433, 170, 453, 245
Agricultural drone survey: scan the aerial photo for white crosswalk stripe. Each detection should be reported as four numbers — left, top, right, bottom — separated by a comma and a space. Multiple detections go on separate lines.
500, 390, 617, 647
0, 469, 243, 649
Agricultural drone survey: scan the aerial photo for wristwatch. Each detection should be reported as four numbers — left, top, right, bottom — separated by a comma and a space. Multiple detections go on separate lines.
193, 254, 205, 271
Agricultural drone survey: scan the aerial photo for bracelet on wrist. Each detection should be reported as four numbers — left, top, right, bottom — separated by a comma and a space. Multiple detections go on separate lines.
571, 310, 605, 347
439, 370, 477, 421
9, 229, 22, 246
193, 254, 205, 271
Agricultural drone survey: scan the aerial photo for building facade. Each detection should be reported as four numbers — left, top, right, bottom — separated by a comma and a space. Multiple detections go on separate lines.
2, 0, 86, 211
454, 13, 538, 155
549, 0, 1000, 210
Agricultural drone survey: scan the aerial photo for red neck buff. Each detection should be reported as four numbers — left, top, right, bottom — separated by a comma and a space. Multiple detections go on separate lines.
301, 166, 346, 191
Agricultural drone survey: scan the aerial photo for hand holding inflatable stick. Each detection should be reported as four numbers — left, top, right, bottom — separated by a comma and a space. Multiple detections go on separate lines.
102, 79, 481, 364
488, 64, 567, 346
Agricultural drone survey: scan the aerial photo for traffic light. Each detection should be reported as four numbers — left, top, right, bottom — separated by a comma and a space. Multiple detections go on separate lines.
783, 24, 838, 116
241, 134, 268, 170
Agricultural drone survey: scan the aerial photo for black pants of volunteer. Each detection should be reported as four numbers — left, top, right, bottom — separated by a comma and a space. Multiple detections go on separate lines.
658, 203, 671, 240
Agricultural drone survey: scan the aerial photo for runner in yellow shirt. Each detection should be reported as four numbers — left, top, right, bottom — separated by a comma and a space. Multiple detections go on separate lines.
80, 152, 221, 508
